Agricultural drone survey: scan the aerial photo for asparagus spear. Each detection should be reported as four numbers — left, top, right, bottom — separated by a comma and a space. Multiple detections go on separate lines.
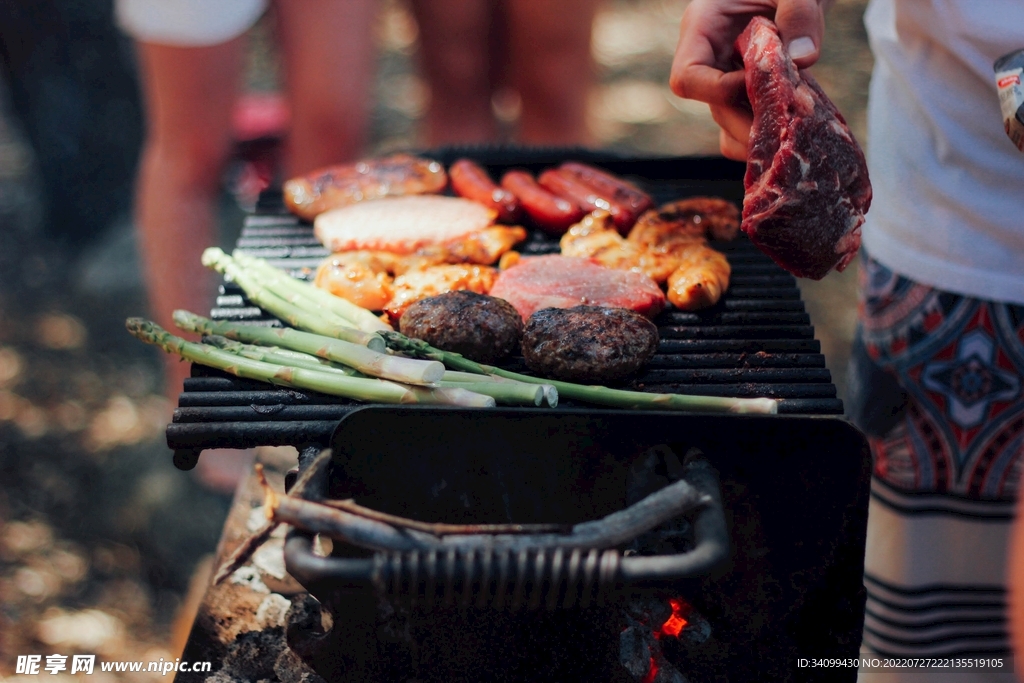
438, 381, 545, 406
381, 331, 778, 414
202, 248, 386, 350
231, 251, 392, 333
127, 318, 494, 407
202, 335, 361, 376
204, 335, 552, 406
174, 310, 445, 385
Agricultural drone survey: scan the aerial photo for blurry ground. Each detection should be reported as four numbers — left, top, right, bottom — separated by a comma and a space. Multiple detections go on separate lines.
0, 0, 870, 677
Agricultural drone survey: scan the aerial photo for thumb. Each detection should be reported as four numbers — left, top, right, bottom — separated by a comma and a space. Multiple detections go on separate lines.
774, 0, 826, 68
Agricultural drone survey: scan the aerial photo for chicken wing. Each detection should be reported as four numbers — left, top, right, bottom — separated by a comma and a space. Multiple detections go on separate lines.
384, 264, 498, 323
559, 211, 644, 271
629, 197, 741, 248
313, 252, 397, 311
666, 243, 731, 310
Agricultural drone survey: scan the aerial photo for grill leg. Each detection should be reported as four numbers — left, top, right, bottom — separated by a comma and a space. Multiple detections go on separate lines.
172, 448, 201, 471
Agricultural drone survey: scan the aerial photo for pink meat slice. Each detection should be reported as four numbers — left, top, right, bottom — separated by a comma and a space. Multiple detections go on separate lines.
737, 16, 872, 280
490, 255, 666, 321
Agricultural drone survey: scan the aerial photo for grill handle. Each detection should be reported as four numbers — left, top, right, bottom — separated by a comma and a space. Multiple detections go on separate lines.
284, 452, 728, 607
619, 451, 728, 584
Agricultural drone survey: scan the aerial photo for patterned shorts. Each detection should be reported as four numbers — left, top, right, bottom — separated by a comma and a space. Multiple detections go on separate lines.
850, 252, 1024, 499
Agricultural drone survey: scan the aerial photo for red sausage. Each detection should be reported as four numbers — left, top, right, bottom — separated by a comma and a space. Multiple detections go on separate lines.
449, 159, 522, 223
559, 162, 654, 223
537, 168, 635, 234
500, 170, 584, 236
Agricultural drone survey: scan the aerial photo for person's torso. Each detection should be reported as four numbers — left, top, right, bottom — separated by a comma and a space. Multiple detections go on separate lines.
861, 0, 1024, 304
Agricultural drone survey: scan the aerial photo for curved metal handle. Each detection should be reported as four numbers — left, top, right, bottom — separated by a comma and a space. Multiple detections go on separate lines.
284, 532, 373, 590
619, 452, 729, 583
284, 451, 729, 608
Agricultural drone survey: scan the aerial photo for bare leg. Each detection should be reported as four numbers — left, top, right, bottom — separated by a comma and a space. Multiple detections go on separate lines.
274, 0, 378, 174
134, 40, 243, 403
506, 0, 598, 145
411, 0, 498, 145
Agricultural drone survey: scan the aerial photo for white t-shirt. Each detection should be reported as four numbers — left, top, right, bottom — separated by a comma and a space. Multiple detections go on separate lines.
862, 0, 1024, 305
116, 0, 268, 47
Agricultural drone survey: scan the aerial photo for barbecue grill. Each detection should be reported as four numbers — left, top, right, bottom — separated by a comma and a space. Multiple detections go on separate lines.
167, 150, 871, 682
168, 152, 844, 469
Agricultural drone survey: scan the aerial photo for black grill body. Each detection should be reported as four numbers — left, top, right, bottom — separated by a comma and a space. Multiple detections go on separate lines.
281, 408, 870, 683
167, 151, 871, 681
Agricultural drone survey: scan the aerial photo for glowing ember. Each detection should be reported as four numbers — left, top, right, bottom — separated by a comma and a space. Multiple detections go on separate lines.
658, 598, 689, 638
640, 656, 659, 683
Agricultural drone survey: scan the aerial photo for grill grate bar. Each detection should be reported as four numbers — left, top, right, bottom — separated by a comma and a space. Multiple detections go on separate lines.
726, 287, 801, 299
637, 383, 836, 398
641, 352, 826, 368
178, 390, 356, 407
657, 338, 820, 353
237, 236, 327, 248
175, 405, 360, 422
727, 274, 797, 286
723, 299, 804, 311
244, 215, 299, 227
658, 311, 810, 325
231, 246, 330, 260
167, 420, 337, 450
659, 325, 815, 340
635, 368, 833, 383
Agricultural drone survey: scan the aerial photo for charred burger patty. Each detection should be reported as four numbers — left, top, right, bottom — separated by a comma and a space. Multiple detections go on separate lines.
522, 306, 658, 383
399, 291, 522, 364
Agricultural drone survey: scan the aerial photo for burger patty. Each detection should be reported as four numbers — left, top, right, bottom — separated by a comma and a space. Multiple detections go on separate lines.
399, 291, 523, 364
522, 306, 659, 383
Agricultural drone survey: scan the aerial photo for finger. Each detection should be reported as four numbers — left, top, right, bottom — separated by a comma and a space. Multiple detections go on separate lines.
669, 3, 747, 106
670, 63, 748, 107
719, 129, 748, 161
775, 0, 826, 68
710, 103, 753, 149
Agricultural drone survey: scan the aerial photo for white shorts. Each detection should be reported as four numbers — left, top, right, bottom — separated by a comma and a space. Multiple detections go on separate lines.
115, 0, 268, 47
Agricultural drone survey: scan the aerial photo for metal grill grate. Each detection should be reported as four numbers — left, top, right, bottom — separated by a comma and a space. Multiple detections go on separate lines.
167, 152, 844, 467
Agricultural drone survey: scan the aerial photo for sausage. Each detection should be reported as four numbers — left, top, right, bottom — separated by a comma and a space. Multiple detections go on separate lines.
558, 162, 654, 226
537, 168, 636, 234
500, 170, 584, 236
283, 153, 448, 221
449, 159, 522, 223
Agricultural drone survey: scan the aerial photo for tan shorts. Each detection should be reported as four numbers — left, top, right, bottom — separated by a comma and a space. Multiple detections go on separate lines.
115, 0, 268, 46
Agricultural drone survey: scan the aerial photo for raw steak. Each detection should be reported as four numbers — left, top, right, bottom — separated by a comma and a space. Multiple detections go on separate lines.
489, 255, 666, 321
737, 16, 871, 279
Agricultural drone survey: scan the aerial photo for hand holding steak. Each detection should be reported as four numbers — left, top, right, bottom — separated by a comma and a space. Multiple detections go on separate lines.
669, 0, 829, 160
737, 16, 872, 279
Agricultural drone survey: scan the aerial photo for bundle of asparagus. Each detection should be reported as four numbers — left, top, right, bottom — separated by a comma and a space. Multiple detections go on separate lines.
127, 318, 499, 407
127, 248, 777, 414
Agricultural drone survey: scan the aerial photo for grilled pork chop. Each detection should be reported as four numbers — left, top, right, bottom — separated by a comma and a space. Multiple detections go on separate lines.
314, 196, 498, 254
737, 17, 871, 279
489, 255, 665, 321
